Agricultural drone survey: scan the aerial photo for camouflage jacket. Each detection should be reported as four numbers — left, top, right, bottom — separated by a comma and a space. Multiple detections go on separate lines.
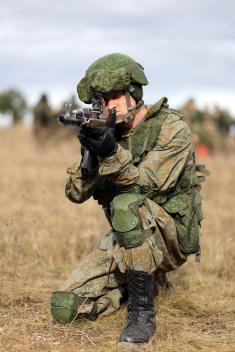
65, 97, 195, 205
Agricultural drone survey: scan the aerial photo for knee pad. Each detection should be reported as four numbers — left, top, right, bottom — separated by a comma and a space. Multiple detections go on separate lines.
51, 291, 79, 323
111, 193, 150, 248
51, 291, 97, 323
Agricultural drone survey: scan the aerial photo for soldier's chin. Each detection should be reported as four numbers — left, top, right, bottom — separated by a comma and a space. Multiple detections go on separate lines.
115, 113, 126, 124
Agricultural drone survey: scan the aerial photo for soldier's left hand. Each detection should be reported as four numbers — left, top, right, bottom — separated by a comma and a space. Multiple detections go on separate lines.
77, 108, 117, 158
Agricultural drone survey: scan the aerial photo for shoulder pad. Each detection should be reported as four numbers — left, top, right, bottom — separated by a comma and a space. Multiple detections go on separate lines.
161, 107, 183, 118
145, 97, 168, 119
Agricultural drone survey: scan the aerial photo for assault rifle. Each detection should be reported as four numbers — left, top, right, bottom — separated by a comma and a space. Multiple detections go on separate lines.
57, 92, 106, 178
57, 92, 106, 128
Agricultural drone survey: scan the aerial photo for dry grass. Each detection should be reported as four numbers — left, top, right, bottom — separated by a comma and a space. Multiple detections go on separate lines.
0, 125, 234, 352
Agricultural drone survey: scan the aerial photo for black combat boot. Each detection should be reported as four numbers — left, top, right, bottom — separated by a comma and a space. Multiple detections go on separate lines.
119, 270, 156, 347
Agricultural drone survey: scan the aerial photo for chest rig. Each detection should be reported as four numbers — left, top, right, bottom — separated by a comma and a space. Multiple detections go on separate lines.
93, 97, 209, 254
93, 97, 169, 206
119, 97, 172, 163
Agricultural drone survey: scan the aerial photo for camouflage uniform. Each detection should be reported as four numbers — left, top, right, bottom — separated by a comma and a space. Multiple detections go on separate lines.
59, 96, 202, 317
51, 54, 208, 347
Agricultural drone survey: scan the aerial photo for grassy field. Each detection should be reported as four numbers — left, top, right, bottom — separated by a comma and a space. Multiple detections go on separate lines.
0, 125, 234, 352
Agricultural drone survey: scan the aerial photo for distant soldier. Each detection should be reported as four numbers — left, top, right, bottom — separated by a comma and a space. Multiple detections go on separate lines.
33, 94, 53, 139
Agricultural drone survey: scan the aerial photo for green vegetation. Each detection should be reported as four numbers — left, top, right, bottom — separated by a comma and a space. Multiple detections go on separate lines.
0, 88, 27, 123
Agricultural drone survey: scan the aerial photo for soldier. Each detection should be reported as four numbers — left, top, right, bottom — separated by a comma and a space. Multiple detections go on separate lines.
33, 94, 53, 139
51, 53, 208, 348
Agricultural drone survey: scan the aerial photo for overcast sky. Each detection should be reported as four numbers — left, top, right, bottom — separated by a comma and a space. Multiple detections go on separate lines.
1, 0, 235, 113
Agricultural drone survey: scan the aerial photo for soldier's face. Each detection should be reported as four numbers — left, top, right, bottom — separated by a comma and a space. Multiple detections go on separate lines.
103, 90, 136, 122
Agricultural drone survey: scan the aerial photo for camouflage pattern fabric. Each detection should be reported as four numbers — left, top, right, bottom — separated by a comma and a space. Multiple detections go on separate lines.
77, 53, 148, 104
60, 98, 197, 316
60, 220, 186, 317
99, 113, 194, 191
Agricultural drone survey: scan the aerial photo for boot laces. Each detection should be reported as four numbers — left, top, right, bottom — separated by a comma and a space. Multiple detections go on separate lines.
127, 272, 150, 322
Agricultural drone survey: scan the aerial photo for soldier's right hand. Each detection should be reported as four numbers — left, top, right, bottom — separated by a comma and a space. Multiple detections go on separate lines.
77, 108, 117, 159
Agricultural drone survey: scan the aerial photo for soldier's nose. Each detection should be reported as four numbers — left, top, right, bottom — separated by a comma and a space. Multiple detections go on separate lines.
107, 99, 116, 110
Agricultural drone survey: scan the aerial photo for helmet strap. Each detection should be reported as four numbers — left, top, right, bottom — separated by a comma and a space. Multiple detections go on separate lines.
122, 91, 144, 123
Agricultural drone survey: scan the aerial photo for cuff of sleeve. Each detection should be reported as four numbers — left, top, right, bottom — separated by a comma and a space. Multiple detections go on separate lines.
67, 158, 98, 179
99, 144, 132, 176
66, 159, 82, 176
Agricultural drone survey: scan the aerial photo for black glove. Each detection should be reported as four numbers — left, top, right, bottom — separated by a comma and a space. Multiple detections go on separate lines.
77, 108, 117, 159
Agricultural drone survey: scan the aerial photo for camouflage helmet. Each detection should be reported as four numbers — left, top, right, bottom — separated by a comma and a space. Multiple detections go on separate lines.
77, 53, 149, 104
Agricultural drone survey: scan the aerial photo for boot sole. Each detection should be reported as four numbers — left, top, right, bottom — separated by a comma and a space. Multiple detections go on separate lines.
116, 336, 155, 351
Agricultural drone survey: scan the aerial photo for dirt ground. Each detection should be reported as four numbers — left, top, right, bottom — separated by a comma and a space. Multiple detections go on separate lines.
0, 126, 234, 352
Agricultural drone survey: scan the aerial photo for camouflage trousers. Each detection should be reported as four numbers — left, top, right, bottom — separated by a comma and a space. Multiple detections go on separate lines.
59, 199, 187, 317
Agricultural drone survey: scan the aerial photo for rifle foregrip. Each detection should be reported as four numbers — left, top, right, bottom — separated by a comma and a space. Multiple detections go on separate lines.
81, 149, 94, 178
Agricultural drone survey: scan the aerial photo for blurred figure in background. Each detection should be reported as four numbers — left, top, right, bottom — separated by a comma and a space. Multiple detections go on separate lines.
180, 99, 235, 155
33, 94, 54, 140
